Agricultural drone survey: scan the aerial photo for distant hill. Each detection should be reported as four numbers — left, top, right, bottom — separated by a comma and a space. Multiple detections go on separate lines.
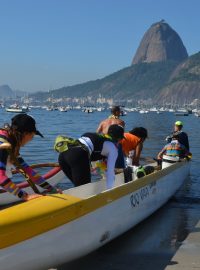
0, 85, 26, 99
31, 54, 200, 105
132, 20, 188, 64
32, 60, 179, 101
0, 85, 14, 98
155, 52, 200, 104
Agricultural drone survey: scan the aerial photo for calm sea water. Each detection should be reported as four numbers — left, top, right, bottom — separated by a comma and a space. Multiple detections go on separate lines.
1, 108, 200, 269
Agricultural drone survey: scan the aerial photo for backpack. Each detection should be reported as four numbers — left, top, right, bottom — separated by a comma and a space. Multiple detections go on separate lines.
54, 135, 80, 153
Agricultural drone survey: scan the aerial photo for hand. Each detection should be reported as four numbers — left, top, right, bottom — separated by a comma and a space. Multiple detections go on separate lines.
54, 188, 63, 194
48, 187, 63, 194
23, 193, 43, 201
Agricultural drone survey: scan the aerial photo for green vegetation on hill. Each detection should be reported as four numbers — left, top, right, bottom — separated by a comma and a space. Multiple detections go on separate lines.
170, 52, 200, 83
31, 53, 200, 104
155, 52, 200, 104
110, 61, 178, 98
33, 60, 178, 100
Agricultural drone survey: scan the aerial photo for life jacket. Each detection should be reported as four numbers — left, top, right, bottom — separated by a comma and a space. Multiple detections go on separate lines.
54, 135, 80, 153
80, 132, 116, 161
166, 131, 189, 151
165, 140, 186, 158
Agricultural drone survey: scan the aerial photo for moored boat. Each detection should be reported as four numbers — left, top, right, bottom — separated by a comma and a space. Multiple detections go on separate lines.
82, 107, 94, 113
139, 109, 149, 114
58, 106, 68, 112
194, 111, 200, 117
6, 105, 29, 113
120, 110, 127, 116
174, 112, 189, 116
0, 160, 190, 270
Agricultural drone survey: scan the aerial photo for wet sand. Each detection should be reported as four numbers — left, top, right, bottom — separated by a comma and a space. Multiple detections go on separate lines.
165, 220, 200, 269
48, 196, 200, 270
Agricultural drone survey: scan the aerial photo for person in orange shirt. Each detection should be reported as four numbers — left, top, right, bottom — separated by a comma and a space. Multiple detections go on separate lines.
120, 127, 148, 166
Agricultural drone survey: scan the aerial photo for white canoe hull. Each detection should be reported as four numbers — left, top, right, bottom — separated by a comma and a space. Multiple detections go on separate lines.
0, 161, 190, 270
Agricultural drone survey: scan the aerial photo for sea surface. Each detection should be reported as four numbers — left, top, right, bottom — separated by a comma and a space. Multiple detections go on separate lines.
1, 108, 200, 270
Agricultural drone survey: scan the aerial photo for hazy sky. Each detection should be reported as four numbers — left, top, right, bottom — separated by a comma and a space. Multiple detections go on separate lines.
0, 0, 199, 92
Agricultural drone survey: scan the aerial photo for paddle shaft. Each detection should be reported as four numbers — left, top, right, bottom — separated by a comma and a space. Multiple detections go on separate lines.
13, 156, 41, 194
12, 162, 59, 174
18, 168, 41, 194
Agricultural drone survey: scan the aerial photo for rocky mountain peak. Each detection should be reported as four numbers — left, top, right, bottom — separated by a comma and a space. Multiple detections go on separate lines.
132, 20, 188, 65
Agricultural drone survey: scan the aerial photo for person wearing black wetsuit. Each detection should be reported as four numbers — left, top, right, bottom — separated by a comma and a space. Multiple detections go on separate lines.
58, 124, 124, 188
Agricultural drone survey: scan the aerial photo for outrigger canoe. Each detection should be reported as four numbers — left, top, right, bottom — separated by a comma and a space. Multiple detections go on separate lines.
0, 160, 190, 270
0, 163, 65, 206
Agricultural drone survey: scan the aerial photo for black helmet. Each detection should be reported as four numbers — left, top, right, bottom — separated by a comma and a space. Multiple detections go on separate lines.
107, 124, 124, 141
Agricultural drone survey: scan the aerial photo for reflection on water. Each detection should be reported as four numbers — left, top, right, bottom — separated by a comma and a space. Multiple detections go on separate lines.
1, 109, 200, 269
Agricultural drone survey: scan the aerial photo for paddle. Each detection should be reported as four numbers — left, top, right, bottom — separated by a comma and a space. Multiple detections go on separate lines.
17, 168, 41, 194
13, 157, 41, 194
11, 162, 59, 174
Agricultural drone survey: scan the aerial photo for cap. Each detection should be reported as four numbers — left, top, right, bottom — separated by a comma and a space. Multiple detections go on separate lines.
175, 121, 183, 126
11, 114, 44, 138
107, 124, 124, 141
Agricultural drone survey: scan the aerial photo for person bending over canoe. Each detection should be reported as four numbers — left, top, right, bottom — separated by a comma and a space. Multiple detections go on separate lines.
96, 106, 125, 134
57, 124, 125, 189
119, 127, 148, 166
157, 133, 192, 161
0, 114, 61, 201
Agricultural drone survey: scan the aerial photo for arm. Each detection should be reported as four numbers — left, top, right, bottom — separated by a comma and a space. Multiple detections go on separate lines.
101, 142, 118, 189
0, 148, 28, 199
119, 119, 125, 128
16, 156, 57, 192
157, 146, 166, 159
132, 142, 143, 166
181, 144, 192, 159
179, 132, 190, 151
185, 134, 190, 151
96, 121, 104, 133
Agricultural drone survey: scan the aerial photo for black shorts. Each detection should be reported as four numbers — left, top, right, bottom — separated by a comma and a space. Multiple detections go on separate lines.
58, 146, 91, 187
